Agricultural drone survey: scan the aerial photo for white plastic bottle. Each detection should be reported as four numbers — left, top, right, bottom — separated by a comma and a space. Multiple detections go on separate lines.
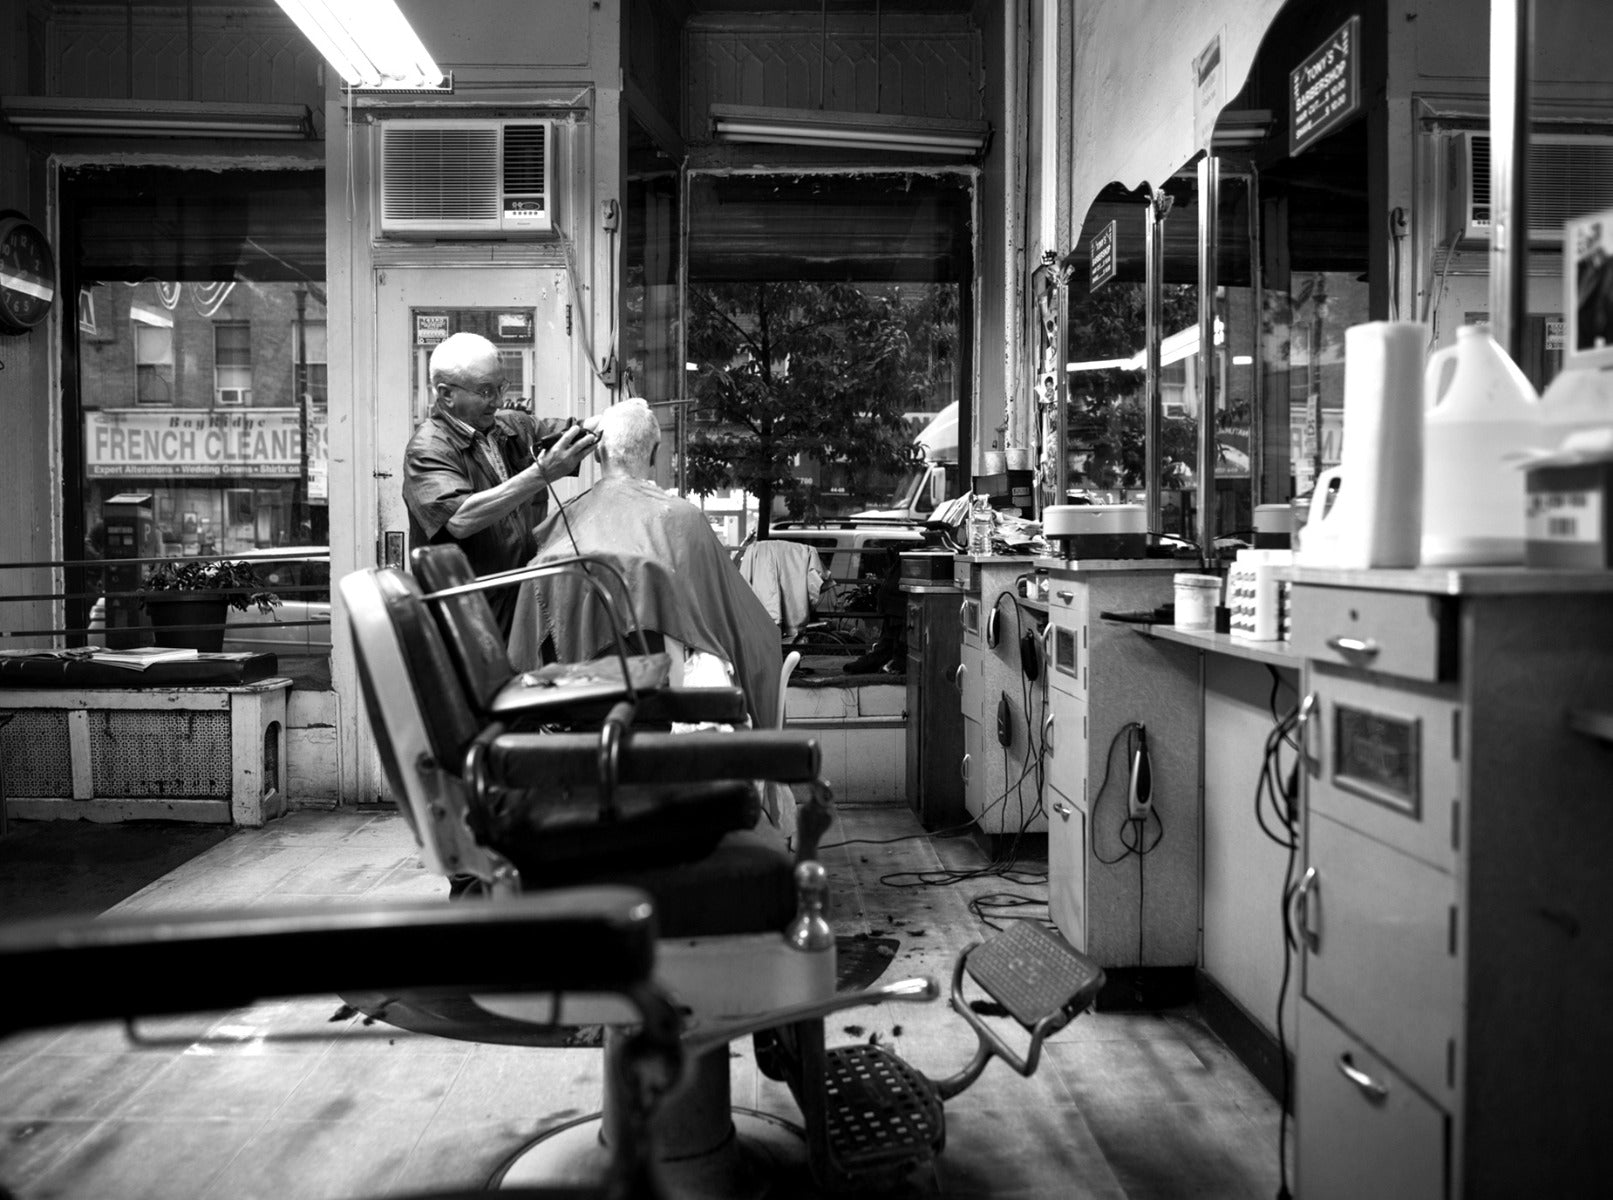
1420, 325, 1540, 566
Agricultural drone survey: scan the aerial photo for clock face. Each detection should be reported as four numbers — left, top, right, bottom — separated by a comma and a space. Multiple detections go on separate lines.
0, 215, 58, 335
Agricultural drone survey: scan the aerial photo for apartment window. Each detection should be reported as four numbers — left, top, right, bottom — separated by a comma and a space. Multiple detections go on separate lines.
215, 322, 252, 405
292, 319, 327, 405
134, 319, 174, 404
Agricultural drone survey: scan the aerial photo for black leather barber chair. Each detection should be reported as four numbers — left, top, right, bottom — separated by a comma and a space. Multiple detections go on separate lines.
0, 887, 681, 1200
341, 562, 1108, 1197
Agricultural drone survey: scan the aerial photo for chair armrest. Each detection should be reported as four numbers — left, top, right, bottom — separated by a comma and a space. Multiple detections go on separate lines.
0, 887, 656, 1037
482, 729, 822, 789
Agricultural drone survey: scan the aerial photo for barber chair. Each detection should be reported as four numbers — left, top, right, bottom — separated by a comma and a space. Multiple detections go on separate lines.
341, 561, 1109, 1198
0, 886, 683, 1200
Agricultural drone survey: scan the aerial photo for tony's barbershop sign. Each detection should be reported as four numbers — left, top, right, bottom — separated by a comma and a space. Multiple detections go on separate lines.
1289, 16, 1360, 157
85, 407, 329, 479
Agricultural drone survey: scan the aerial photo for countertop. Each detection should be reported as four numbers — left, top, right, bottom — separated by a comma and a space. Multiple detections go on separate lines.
1279, 565, 1613, 595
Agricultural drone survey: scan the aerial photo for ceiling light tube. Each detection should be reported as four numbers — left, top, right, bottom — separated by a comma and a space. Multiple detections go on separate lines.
1, 97, 313, 139
710, 103, 988, 157
275, 0, 445, 90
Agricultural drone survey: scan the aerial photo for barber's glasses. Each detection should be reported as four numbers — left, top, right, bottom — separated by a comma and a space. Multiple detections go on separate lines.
443, 379, 509, 402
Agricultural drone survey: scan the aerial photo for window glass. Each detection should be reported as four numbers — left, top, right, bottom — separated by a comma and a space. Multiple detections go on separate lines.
685, 172, 971, 540
65, 166, 327, 677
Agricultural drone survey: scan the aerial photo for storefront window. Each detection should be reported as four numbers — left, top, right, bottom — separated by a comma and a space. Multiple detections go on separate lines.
62, 166, 326, 665
684, 172, 971, 540
622, 112, 683, 492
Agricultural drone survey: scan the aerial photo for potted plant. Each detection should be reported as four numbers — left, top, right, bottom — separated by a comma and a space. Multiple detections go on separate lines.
138, 558, 281, 652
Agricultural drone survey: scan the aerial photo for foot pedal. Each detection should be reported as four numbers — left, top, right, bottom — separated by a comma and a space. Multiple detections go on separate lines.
822, 1043, 945, 1187
965, 922, 1104, 1032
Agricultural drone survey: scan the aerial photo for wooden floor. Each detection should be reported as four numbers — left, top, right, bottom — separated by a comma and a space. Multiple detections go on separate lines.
0, 803, 1282, 1199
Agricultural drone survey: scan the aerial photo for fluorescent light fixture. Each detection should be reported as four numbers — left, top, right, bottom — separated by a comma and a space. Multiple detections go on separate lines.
275, 0, 447, 90
710, 104, 988, 158
1066, 320, 1225, 372
1232, 354, 1253, 366
1, 97, 312, 139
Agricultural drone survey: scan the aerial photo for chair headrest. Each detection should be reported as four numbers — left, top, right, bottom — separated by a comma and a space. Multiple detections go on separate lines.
411, 544, 515, 709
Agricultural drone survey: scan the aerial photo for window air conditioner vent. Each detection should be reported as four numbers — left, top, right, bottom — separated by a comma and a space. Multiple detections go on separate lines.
1447, 130, 1613, 245
380, 119, 554, 238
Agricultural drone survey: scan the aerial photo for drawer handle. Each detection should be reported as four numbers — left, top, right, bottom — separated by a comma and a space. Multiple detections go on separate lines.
1296, 691, 1319, 778
1056, 590, 1075, 602
1295, 866, 1320, 953
954, 663, 968, 690
1042, 711, 1055, 753
1326, 635, 1381, 666
961, 753, 971, 785
1052, 801, 1072, 820
1336, 1053, 1390, 1103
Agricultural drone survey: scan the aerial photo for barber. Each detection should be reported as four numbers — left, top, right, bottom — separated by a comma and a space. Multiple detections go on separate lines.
402, 331, 598, 638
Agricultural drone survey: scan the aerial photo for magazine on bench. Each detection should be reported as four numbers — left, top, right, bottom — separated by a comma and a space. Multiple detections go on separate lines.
88, 647, 202, 670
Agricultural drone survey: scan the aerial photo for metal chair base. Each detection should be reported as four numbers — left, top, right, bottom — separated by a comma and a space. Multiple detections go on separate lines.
493, 1108, 815, 1200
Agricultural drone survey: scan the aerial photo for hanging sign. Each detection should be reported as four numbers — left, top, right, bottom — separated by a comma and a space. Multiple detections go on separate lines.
1192, 31, 1226, 152
1290, 16, 1361, 156
1090, 221, 1118, 293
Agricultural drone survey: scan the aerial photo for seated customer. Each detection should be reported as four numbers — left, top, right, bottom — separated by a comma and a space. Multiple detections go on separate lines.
508, 399, 783, 730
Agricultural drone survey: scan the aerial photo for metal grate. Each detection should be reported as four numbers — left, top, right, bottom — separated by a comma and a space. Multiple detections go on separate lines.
91, 710, 232, 798
822, 1043, 944, 1184
0, 710, 73, 797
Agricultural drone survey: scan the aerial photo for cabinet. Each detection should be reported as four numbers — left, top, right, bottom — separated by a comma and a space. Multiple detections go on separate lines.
953, 557, 1046, 839
1040, 561, 1199, 967
1291, 570, 1613, 1199
902, 583, 965, 829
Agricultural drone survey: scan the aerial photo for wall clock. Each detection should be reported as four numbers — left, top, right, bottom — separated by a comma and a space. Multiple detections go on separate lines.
0, 212, 58, 335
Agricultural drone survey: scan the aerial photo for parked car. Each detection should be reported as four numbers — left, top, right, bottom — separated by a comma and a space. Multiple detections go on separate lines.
88, 547, 332, 656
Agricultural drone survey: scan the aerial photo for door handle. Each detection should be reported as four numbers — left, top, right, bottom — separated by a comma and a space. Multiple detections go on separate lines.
1052, 801, 1072, 821
1336, 1053, 1389, 1103
1326, 635, 1381, 667
1295, 866, 1320, 953
961, 753, 971, 785
954, 662, 967, 691
1042, 711, 1055, 753
1056, 590, 1074, 603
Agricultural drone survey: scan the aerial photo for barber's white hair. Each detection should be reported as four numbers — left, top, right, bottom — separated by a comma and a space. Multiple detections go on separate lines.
429, 331, 497, 385
596, 397, 660, 468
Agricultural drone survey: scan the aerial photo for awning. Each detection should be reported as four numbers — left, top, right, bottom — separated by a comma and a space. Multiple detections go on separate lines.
1067, 0, 1289, 237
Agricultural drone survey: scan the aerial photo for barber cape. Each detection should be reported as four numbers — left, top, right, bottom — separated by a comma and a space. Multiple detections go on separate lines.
508, 476, 782, 729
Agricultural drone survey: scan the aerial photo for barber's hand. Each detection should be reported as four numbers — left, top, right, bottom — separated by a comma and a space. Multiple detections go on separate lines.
538, 422, 598, 481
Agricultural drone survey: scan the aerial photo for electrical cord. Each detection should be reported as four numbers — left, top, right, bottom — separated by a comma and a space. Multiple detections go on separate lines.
1253, 686, 1305, 1200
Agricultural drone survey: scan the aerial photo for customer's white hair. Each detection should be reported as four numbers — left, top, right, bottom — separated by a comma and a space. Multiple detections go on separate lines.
595, 398, 660, 471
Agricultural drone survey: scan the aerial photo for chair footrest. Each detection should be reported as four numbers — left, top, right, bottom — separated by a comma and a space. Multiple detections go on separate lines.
823, 1043, 945, 1184
964, 921, 1105, 1030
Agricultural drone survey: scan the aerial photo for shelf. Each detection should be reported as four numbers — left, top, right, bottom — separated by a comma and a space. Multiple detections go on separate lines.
1133, 623, 1300, 668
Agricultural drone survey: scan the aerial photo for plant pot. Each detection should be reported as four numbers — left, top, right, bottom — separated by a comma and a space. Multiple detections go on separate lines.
142, 591, 229, 652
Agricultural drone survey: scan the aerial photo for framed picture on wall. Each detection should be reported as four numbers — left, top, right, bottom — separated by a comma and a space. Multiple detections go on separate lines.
1566, 206, 1613, 370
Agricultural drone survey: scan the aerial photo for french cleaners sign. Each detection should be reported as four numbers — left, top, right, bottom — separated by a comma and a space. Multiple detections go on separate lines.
85, 407, 328, 481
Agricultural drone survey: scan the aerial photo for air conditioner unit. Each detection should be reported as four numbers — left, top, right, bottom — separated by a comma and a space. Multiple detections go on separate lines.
1446, 130, 1613, 245
379, 119, 554, 238
216, 388, 249, 406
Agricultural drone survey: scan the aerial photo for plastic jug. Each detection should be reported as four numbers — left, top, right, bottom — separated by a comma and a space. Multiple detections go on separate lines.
1420, 325, 1540, 566
1295, 322, 1425, 568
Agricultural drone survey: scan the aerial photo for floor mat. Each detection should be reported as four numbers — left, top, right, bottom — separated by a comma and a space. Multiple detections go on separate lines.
0, 819, 233, 922
344, 933, 903, 1048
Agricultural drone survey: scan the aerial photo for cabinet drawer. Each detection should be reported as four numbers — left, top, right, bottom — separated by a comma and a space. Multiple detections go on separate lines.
1297, 1000, 1448, 1200
1043, 691, 1087, 808
1306, 670, 1461, 875
1301, 812, 1459, 1103
1291, 586, 1456, 683
1047, 782, 1087, 952
957, 643, 983, 723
